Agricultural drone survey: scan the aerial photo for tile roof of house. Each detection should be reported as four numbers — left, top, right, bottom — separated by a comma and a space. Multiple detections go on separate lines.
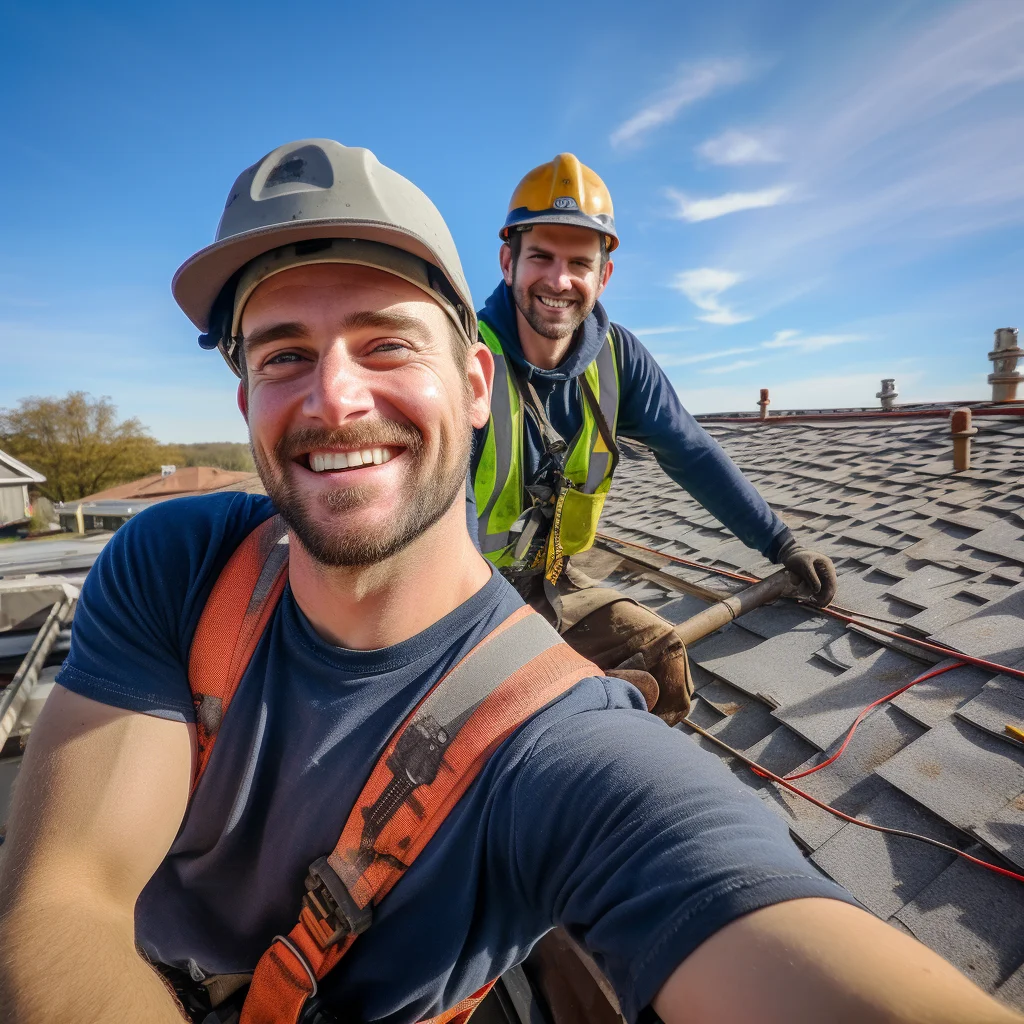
581, 410, 1024, 1009
206, 471, 267, 496
70, 465, 254, 504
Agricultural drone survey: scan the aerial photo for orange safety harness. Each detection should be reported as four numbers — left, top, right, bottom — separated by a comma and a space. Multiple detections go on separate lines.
186, 514, 599, 1024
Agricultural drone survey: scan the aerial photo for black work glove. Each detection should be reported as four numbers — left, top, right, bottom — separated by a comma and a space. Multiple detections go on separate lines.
776, 536, 838, 607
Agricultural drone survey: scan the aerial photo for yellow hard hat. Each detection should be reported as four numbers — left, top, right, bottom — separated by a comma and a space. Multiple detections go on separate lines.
500, 154, 618, 251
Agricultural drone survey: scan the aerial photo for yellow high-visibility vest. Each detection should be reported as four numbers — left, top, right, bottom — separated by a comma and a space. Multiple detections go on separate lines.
473, 319, 620, 582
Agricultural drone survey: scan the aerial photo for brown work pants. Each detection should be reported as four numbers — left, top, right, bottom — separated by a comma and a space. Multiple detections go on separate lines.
513, 561, 693, 724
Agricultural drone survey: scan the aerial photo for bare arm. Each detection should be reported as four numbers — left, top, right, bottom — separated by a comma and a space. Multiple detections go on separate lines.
654, 897, 1023, 1024
0, 685, 193, 1024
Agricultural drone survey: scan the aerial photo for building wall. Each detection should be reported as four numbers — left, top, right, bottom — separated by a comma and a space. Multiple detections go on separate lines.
58, 511, 131, 533
0, 484, 29, 527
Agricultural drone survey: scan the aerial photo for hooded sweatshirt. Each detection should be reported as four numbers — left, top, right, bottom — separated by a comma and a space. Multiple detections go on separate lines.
471, 281, 791, 561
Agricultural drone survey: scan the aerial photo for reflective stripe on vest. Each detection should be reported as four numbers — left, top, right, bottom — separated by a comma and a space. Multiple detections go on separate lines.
474, 323, 523, 564
474, 319, 620, 569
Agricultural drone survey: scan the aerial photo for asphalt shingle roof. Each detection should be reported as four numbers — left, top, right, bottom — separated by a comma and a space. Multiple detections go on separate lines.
582, 412, 1024, 1007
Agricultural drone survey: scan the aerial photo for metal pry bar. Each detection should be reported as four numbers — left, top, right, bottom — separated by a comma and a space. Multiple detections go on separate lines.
672, 568, 798, 646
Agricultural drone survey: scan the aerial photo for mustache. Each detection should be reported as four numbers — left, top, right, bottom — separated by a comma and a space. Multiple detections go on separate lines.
274, 421, 423, 462
528, 284, 582, 303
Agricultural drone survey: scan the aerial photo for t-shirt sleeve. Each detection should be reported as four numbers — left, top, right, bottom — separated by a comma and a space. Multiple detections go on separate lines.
56, 493, 275, 723
508, 680, 857, 1022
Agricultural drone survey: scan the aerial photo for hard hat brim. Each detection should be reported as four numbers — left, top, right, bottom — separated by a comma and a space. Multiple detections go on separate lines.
500, 209, 619, 251
173, 218, 458, 333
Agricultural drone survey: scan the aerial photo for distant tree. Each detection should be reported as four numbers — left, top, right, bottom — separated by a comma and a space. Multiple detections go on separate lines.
0, 392, 180, 502
176, 441, 255, 473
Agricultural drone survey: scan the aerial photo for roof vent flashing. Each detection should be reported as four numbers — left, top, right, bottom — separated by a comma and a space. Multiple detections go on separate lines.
989, 328, 1022, 403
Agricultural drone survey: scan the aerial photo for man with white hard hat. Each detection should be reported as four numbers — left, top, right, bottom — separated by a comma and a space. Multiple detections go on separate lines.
0, 139, 1014, 1024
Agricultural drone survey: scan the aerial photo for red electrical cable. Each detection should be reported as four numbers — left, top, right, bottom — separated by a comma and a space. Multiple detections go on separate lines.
815, 605, 1024, 682
777, 661, 965, 782
597, 531, 758, 584
599, 530, 1024, 885
682, 718, 1024, 886
597, 531, 1024, 682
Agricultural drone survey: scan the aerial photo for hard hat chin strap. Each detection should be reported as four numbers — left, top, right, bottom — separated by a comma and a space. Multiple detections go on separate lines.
197, 274, 244, 377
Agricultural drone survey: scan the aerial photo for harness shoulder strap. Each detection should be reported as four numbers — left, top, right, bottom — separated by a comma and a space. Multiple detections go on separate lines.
188, 512, 598, 1024
242, 602, 599, 1024
188, 513, 289, 792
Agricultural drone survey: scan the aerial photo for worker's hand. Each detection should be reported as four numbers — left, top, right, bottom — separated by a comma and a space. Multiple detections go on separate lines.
777, 539, 838, 606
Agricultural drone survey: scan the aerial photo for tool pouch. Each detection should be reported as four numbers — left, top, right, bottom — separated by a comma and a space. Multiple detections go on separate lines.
555, 485, 610, 557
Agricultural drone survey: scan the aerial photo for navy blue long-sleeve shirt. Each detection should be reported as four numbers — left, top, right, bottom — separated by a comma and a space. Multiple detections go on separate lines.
472, 282, 790, 561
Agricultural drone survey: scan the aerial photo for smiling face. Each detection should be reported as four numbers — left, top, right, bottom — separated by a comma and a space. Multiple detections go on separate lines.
500, 223, 613, 341
238, 262, 491, 568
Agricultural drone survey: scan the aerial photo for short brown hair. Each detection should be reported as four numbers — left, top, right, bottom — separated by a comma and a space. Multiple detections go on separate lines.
508, 227, 609, 274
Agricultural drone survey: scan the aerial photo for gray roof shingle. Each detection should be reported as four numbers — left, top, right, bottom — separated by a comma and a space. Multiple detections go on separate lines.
586, 412, 1024, 1005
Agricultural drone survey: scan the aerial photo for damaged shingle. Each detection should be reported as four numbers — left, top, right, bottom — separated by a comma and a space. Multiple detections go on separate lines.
875, 718, 1024, 834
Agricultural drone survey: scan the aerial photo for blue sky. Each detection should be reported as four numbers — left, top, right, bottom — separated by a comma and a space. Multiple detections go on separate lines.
2, 0, 1022, 442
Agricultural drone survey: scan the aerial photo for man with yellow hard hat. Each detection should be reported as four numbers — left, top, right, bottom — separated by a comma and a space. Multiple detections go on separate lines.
472, 154, 838, 722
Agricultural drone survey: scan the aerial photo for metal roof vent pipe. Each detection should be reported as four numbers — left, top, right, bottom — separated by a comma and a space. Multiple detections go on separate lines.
876, 378, 898, 411
757, 388, 770, 420
950, 407, 978, 471
988, 327, 1022, 402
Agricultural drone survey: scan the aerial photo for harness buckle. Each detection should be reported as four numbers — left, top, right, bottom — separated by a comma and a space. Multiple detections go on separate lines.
301, 857, 372, 949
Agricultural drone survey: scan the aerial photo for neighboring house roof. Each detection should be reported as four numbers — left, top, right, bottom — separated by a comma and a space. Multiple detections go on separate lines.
586, 410, 1024, 1009
68, 465, 255, 505
206, 471, 267, 496
0, 448, 46, 485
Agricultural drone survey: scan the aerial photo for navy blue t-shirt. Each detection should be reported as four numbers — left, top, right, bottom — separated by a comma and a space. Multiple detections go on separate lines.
57, 492, 852, 1022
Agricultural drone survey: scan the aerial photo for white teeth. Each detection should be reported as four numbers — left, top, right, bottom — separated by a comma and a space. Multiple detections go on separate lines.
538, 296, 571, 308
309, 448, 396, 471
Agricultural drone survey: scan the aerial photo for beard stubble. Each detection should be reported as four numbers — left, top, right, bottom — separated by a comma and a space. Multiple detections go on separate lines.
511, 268, 592, 341
252, 407, 471, 568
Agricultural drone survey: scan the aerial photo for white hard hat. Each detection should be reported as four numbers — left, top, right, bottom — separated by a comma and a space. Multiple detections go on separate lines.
172, 139, 475, 376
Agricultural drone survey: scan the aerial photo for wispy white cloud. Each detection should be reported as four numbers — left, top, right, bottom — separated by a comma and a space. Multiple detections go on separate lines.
671, 268, 751, 325
667, 185, 792, 223
813, 6, 1024, 164
699, 358, 764, 374
632, 325, 697, 336
697, 130, 782, 165
709, 5, 1024, 284
610, 60, 750, 149
652, 346, 757, 367
761, 329, 865, 352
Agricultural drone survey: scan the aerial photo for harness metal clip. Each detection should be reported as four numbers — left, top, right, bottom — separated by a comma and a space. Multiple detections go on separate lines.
302, 857, 372, 949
